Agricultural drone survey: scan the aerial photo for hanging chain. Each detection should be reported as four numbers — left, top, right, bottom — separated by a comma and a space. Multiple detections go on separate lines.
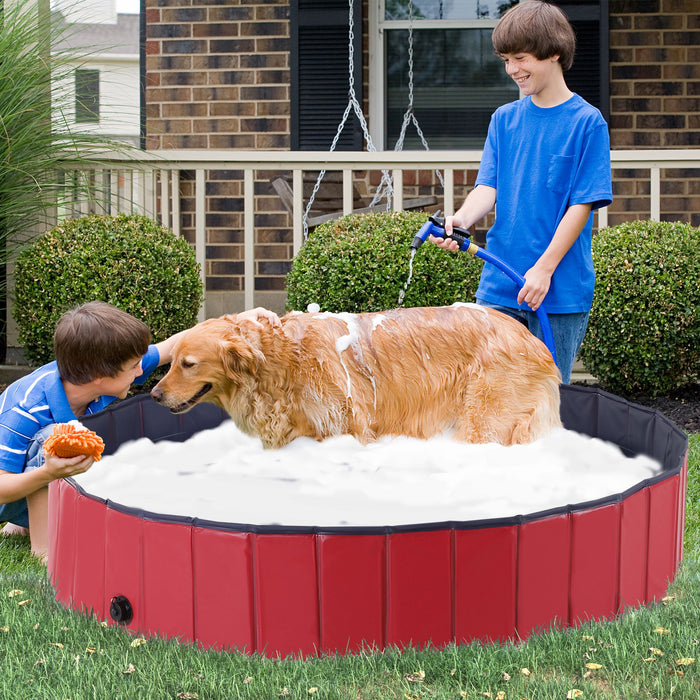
303, 0, 393, 240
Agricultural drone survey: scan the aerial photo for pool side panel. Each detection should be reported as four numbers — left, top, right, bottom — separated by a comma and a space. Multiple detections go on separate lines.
104, 507, 145, 634
142, 519, 195, 643
646, 474, 681, 602
454, 524, 518, 643
72, 492, 107, 619
618, 487, 649, 612
192, 527, 256, 652
569, 503, 620, 626
318, 533, 386, 654
385, 529, 453, 649
50, 478, 78, 608
516, 513, 571, 638
254, 533, 320, 658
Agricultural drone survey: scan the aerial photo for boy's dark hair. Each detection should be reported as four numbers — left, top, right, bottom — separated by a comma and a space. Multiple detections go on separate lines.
54, 301, 151, 385
492, 1, 576, 72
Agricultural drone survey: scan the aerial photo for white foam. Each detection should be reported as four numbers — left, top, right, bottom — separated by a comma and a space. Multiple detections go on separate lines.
73, 422, 661, 528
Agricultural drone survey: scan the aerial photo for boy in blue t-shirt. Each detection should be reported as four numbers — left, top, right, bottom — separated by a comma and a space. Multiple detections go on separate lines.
0, 301, 273, 561
430, 0, 612, 383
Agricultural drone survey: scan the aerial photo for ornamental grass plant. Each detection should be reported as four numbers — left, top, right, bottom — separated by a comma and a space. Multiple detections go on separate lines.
0, 2, 132, 258
0, 3, 136, 359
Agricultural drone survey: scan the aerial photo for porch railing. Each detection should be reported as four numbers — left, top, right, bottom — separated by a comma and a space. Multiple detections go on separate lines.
58, 148, 700, 312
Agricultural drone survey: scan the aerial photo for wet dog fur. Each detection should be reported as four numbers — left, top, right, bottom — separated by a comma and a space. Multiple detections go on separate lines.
151, 305, 562, 448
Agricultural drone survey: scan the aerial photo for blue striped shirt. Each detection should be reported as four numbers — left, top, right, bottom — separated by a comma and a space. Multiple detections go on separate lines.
0, 345, 160, 474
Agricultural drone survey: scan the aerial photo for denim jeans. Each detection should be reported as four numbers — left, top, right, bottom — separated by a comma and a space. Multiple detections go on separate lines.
477, 301, 589, 384
0, 423, 54, 528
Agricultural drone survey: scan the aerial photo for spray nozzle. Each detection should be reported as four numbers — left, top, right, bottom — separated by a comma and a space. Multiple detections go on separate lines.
411, 210, 473, 252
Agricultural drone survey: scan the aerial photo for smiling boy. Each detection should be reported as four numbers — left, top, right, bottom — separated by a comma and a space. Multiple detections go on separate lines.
0, 301, 274, 560
431, 0, 612, 383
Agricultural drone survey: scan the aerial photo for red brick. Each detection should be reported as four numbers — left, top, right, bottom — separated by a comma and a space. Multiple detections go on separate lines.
256, 102, 290, 117
634, 14, 683, 29
162, 102, 209, 118
210, 102, 256, 117
665, 97, 700, 111
192, 86, 240, 102
255, 133, 290, 149
663, 64, 700, 79
193, 55, 238, 70
610, 30, 661, 46
255, 4, 289, 21
633, 81, 683, 96
663, 131, 700, 146
208, 134, 256, 149
634, 46, 686, 62
192, 23, 240, 38
209, 6, 254, 22
193, 118, 240, 133
147, 87, 193, 102
208, 70, 255, 86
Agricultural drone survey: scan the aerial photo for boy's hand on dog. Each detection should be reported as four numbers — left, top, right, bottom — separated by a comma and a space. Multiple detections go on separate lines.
42, 453, 94, 480
238, 307, 281, 327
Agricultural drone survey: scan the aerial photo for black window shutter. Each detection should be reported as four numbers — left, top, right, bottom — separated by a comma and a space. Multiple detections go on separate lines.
290, 0, 363, 151
555, 0, 609, 121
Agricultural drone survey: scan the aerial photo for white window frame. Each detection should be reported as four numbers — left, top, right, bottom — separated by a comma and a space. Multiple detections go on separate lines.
369, 1, 501, 150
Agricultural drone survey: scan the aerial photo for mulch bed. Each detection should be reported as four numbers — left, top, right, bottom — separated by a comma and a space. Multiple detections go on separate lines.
572, 381, 700, 434
623, 383, 700, 434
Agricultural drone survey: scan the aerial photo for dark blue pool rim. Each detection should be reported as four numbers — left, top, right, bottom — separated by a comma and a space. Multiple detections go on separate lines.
71, 384, 689, 536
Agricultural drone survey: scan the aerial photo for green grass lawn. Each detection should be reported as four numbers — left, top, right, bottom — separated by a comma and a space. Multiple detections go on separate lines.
2, 434, 699, 700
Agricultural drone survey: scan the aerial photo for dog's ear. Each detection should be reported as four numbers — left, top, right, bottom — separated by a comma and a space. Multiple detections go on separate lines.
219, 320, 266, 379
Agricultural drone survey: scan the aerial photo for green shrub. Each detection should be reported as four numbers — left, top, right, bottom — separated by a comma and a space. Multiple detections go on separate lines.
13, 214, 204, 366
285, 211, 483, 313
579, 220, 700, 397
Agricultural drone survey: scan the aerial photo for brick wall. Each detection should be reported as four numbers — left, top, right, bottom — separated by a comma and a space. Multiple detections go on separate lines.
145, 0, 292, 313
144, 1, 700, 312
145, 1, 290, 151
608, 0, 700, 226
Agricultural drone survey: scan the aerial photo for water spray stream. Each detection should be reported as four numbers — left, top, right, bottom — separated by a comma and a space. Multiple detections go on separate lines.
398, 248, 417, 306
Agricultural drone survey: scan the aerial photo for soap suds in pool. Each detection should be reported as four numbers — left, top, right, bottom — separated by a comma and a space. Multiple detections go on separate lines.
73, 421, 661, 527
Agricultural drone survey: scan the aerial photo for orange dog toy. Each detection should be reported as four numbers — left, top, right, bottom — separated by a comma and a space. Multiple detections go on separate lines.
43, 422, 105, 461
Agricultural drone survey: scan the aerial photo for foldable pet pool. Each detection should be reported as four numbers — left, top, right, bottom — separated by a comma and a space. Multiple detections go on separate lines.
47, 385, 688, 657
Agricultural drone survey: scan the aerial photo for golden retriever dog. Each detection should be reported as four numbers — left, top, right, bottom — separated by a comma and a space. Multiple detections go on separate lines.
151, 305, 562, 448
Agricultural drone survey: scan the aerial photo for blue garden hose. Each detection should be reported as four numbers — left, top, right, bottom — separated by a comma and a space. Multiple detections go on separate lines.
411, 213, 558, 364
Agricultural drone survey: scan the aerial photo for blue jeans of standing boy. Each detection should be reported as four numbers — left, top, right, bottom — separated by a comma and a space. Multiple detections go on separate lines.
0, 424, 55, 529
477, 301, 589, 384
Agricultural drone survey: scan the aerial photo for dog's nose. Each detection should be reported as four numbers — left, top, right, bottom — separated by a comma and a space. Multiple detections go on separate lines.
150, 386, 163, 403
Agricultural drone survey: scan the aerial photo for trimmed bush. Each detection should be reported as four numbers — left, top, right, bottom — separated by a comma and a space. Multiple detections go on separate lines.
285, 211, 483, 313
13, 214, 204, 366
579, 220, 700, 397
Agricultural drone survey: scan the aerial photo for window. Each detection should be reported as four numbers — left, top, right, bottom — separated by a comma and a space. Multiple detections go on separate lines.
370, 1, 608, 150
371, 1, 519, 150
291, 0, 363, 151
75, 69, 100, 123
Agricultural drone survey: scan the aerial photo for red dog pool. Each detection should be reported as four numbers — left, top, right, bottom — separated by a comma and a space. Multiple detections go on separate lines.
47, 385, 688, 657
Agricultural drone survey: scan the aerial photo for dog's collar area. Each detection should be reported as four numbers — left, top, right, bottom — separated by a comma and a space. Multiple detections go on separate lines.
170, 383, 213, 414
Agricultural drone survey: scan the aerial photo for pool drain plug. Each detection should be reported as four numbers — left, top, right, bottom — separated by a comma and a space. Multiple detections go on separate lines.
109, 595, 133, 624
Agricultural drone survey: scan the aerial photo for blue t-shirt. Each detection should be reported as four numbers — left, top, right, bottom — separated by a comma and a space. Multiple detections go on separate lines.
0, 344, 160, 475
475, 93, 612, 313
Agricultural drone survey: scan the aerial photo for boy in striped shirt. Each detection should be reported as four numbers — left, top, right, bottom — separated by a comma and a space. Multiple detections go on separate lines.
0, 301, 272, 561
